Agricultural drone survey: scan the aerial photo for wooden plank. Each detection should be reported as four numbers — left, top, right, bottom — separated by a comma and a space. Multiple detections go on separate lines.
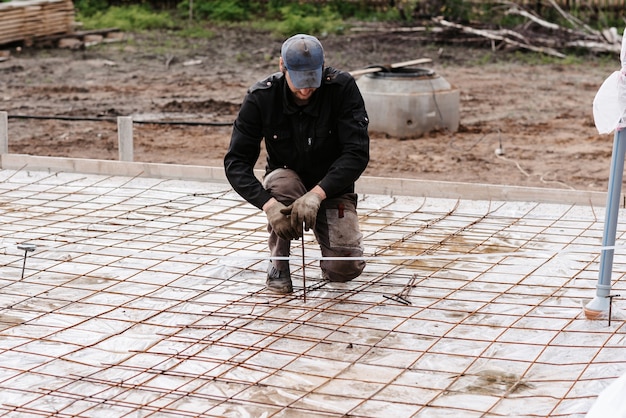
350, 58, 433, 77
0, 0, 75, 45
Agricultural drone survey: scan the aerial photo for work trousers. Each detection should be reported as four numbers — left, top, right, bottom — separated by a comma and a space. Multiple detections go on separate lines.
263, 168, 365, 282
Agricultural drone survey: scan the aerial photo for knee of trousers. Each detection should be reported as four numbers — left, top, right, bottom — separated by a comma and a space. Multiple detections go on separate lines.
263, 168, 306, 203
321, 259, 366, 282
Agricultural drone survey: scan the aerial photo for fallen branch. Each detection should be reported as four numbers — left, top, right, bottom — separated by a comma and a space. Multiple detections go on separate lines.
506, 6, 561, 31
565, 40, 621, 53
433, 17, 567, 58
545, 0, 601, 38
351, 3, 620, 58
504, 3, 605, 43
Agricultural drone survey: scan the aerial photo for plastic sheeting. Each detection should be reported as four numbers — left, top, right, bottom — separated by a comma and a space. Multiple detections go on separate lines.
586, 373, 626, 418
0, 168, 625, 417
593, 28, 626, 134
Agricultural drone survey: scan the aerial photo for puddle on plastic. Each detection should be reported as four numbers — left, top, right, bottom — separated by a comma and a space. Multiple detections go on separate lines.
0, 314, 24, 330
460, 369, 535, 395
379, 232, 527, 272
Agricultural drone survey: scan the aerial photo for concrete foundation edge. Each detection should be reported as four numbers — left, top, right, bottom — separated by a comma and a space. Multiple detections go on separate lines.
1, 154, 607, 206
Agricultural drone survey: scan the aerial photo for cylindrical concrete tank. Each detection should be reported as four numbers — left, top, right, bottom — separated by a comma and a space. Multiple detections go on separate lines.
356, 68, 460, 138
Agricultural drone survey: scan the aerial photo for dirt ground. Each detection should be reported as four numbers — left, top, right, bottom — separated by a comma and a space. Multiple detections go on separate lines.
0, 26, 619, 192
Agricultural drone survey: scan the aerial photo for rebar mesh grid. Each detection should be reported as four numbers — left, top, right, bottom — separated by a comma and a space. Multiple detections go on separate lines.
0, 168, 625, 417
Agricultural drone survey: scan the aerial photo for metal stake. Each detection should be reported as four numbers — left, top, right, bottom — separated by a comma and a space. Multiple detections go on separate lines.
17, 243, 36, 280
301, 227, 306, 303
607, 294, 620, 326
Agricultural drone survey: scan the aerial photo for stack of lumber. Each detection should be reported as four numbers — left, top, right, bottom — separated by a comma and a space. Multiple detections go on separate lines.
0, 0, 75, 46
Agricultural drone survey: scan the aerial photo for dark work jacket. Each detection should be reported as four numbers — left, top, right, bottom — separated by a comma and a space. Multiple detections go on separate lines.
224, 67, 370, 210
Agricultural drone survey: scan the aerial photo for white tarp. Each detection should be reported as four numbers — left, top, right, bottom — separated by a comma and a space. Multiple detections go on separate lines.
593, 28, 626, 134
586, 373, 626, 418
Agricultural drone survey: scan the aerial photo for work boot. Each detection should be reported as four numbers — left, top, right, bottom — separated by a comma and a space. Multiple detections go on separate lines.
266, 264, 293, 294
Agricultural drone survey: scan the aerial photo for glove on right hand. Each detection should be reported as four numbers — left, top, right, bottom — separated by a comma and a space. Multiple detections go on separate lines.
289, 191, 323, 233
265, 201, 299, 241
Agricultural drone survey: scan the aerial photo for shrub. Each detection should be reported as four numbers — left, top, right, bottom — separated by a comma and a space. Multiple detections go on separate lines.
77, 4, 175, 31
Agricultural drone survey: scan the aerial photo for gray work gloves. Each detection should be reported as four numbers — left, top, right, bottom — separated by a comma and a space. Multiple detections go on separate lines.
290, 191, 323, 234
265, 201, 299, 241
265, 191, 323, 240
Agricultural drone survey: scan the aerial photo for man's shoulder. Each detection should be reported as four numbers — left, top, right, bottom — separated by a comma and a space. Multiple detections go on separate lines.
248, 72, 283, 94
322, 67, 354, 85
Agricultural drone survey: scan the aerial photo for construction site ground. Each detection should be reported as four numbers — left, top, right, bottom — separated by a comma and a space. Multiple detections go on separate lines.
0, 26, 619, 193
1, 25, 626, 418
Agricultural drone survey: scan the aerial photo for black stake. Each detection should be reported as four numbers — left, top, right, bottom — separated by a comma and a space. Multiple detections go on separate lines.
607, 294, 620, 326
17, 243, 36, 280
301, 227, 306, 303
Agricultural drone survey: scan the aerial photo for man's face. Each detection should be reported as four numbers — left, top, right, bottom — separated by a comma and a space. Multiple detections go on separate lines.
284, 70, 317, 103
280, 57, 318, 104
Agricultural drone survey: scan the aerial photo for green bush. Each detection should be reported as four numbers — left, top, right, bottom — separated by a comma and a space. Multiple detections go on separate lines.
177, 0, 252, 22
77, 4, 175, 31
71, 0, 623, 47
73, 0, 108, 18
270, 3, 345, 37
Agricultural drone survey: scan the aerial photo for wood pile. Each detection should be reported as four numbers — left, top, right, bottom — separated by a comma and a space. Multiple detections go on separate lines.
0, 0, 76, 46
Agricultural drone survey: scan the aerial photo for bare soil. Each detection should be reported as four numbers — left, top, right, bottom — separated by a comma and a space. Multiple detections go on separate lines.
0, 26, 618, 192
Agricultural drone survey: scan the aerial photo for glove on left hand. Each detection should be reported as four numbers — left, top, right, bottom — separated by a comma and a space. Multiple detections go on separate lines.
266, 201, 300, 240
288, 191, 323, 233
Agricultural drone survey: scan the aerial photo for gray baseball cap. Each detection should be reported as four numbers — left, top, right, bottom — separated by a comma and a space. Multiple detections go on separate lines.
281, 34, 324, 89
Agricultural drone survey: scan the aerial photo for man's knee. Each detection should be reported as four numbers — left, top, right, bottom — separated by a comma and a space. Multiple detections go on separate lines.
263, 168, 306, 203
322, 259, 366, 282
